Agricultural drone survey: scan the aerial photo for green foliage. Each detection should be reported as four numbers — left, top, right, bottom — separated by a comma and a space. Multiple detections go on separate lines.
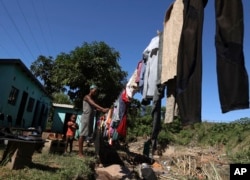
52, 92, 72, 104
30, 55, 61, 94
126, 107, 250, 163
157, 118, 182, 146
30, 41, 128, 109
229, 148, 250, 164
54, 41, 127, 108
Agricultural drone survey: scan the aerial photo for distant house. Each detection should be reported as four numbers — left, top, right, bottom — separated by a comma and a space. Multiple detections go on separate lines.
51, 103, 82, 138
0, 59, 52, 130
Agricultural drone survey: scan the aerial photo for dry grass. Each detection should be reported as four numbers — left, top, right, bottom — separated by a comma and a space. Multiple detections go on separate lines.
128, 141, 231, 179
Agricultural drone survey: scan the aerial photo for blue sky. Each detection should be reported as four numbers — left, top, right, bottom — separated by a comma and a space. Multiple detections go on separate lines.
0, 0, 249, 122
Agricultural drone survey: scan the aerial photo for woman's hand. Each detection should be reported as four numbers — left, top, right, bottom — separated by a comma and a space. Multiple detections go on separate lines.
102, 108, 109, 113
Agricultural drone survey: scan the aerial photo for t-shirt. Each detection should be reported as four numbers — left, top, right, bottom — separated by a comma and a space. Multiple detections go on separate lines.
66, 121, 77, 137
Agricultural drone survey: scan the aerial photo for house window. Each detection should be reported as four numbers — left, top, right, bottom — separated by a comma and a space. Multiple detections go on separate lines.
8, 86, 19, 105
27, 97, 35, 112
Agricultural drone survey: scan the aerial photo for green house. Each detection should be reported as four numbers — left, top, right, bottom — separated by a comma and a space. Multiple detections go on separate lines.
51, 103, 82, 138
0, 59, 52, 130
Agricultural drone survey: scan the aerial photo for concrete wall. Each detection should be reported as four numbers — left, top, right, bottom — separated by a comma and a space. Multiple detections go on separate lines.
0, 59, 51, 130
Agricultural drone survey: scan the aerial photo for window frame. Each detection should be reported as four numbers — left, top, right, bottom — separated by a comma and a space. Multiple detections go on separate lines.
8, 86, 19, 105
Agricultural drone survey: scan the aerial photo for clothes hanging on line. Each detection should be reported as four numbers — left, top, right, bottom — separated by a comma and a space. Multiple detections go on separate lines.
215, 0, 249, 113
161, 0, 184, 85
176, 0, 208, 125
161, 0, 183, 123
98, 89, 130, 145
142, 35, 160, 101
126, 68, 139, 99
151, 31, 164, 150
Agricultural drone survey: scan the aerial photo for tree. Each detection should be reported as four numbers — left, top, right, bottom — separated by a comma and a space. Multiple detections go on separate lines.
30, 41, 128, 109
30, 55, 62, 94
52, 92, 72, 104
53, 41, 127, 108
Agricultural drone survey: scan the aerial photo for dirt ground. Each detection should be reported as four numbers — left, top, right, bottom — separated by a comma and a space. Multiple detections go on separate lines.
71, 137, 231, 179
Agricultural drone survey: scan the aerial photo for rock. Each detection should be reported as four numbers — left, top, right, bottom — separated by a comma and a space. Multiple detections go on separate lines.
96, 164, 131, 179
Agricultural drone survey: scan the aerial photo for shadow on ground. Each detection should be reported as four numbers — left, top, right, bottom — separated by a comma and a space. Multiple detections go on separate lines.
29, 162, 59, 172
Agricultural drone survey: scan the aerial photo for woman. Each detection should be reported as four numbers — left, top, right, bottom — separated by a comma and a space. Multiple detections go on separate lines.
78, 85, 109, 157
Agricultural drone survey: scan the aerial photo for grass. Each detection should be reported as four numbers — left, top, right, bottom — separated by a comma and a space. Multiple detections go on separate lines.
156, 119, 250, 163
0, 142, 96, 180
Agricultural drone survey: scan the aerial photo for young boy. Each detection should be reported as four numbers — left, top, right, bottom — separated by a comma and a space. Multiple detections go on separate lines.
65, 114, 79, 154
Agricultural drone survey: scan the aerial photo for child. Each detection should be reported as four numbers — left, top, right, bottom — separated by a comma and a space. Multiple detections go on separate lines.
65, 114, 79, 154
